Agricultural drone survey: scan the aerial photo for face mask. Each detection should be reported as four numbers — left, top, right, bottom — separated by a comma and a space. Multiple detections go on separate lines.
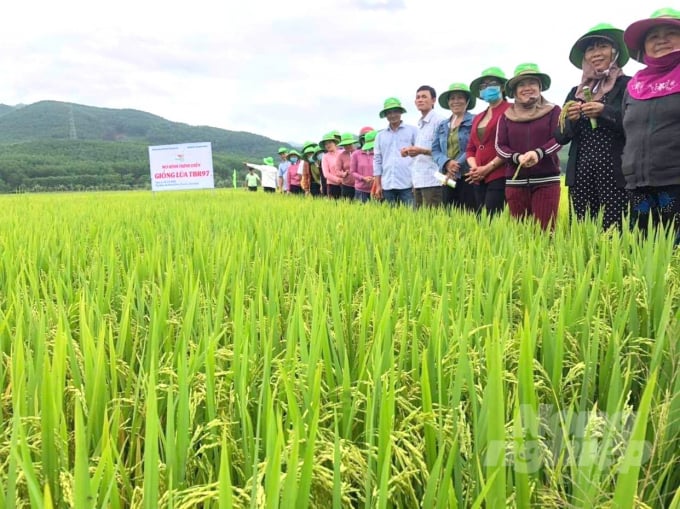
480, 86, 502, 103
289, 156, 298, 163
316, 154, 324, 161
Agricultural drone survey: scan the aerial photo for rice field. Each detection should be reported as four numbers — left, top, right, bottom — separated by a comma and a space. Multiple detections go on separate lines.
0, 189, 678, 509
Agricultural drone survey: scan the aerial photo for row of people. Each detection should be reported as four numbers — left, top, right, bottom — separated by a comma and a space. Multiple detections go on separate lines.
249, 8, 679, 239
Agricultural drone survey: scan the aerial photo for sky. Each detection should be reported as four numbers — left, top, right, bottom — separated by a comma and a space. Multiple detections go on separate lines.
1, 1, 654, 146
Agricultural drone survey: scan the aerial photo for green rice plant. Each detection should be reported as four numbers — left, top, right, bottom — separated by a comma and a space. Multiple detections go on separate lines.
0, 189, 677, 508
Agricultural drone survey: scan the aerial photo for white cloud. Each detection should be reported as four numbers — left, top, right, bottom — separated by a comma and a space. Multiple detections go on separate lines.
1, 0, 649, 146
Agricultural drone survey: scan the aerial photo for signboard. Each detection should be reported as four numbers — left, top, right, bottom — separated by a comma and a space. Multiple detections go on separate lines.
148, 142, 214, 191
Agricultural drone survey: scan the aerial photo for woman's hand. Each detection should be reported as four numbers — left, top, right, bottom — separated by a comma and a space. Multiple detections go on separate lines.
445, 160, 460, 179
581, 101, 604, 119
518, 151, 539, 168
465, 165, 485, 183
566, 101, 582, 122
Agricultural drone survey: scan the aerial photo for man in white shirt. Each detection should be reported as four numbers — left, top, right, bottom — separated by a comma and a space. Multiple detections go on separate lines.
244, 157, 277, 193
402, 86, 445, 209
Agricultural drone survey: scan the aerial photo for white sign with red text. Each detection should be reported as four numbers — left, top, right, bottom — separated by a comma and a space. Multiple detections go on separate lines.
148, 142, 214, 191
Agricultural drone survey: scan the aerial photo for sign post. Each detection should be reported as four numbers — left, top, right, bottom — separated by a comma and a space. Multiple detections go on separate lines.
148, 142, 214, 192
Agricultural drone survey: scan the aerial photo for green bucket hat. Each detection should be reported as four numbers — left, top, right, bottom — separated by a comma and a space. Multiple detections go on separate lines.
505, 63, 551, 98
263, 156, 275, 166
362, 130, 378, 151
469, 67, 507, 100
379, 97, 407, 118
337, 132, 358, 147
439, 82, 476, 110
569, 23, 629, 68
303, 144, 319, 155
319, 132, 338, 147
277, 147, 289, 154
286, 149, 301, 160
301, 140, 317, 153
624, 7, 680, 62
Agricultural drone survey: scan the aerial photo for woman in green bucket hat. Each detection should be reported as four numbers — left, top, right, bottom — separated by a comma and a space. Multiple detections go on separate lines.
337, 132, 358, 199
352, 130, 377, 203
318, 131, 343, 199
465, 67, 511, 216
555, 22, 631, 231
301, 144, 323, 196
432, 83, 476, 211
285, 149, 303, 195
496, 63, 563, 231
621, 8, 680, 245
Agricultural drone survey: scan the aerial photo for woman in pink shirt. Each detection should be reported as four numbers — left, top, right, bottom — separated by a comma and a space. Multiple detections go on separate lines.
337, 132, 358, 200
319, 132, 343, 199
351, 130, 377, 203
286, 150, 303, 194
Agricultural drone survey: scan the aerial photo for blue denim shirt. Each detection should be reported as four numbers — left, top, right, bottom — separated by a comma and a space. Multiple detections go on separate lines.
432, 111, 474, 175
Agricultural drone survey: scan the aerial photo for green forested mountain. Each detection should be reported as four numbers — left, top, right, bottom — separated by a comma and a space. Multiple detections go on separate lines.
0, 100, 287, 192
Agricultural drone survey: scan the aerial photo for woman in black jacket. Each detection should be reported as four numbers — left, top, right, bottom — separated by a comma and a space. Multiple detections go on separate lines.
555, 23, 631, 230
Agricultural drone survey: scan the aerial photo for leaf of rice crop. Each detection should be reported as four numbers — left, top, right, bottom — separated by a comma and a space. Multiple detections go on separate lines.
484, 328, 506, 508
512, 399, 532, 509
420, 348, 437, 470
40, 349, 60, 502
74, 397, 93, 508
218, 431, 235, 509
43, 483, 53, 509
333, 413, 342, 509
142, 360, 160, 509
297, 364, 322, 509
264, 397, 283, 509
611, 370, 657, 509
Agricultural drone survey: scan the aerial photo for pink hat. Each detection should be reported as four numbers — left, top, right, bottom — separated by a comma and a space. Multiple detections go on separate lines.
623, 7, 680, 61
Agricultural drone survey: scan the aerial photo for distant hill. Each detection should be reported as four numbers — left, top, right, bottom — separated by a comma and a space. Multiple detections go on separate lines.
0, 100, 287, 192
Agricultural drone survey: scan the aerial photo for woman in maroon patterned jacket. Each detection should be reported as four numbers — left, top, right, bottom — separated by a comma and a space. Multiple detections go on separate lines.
496, 63, 562, 231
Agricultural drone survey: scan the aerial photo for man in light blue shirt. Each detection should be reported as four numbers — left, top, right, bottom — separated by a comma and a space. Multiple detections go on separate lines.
402, 85, 446, 208
373, 97, 418, 206
277, 147, 290, 192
